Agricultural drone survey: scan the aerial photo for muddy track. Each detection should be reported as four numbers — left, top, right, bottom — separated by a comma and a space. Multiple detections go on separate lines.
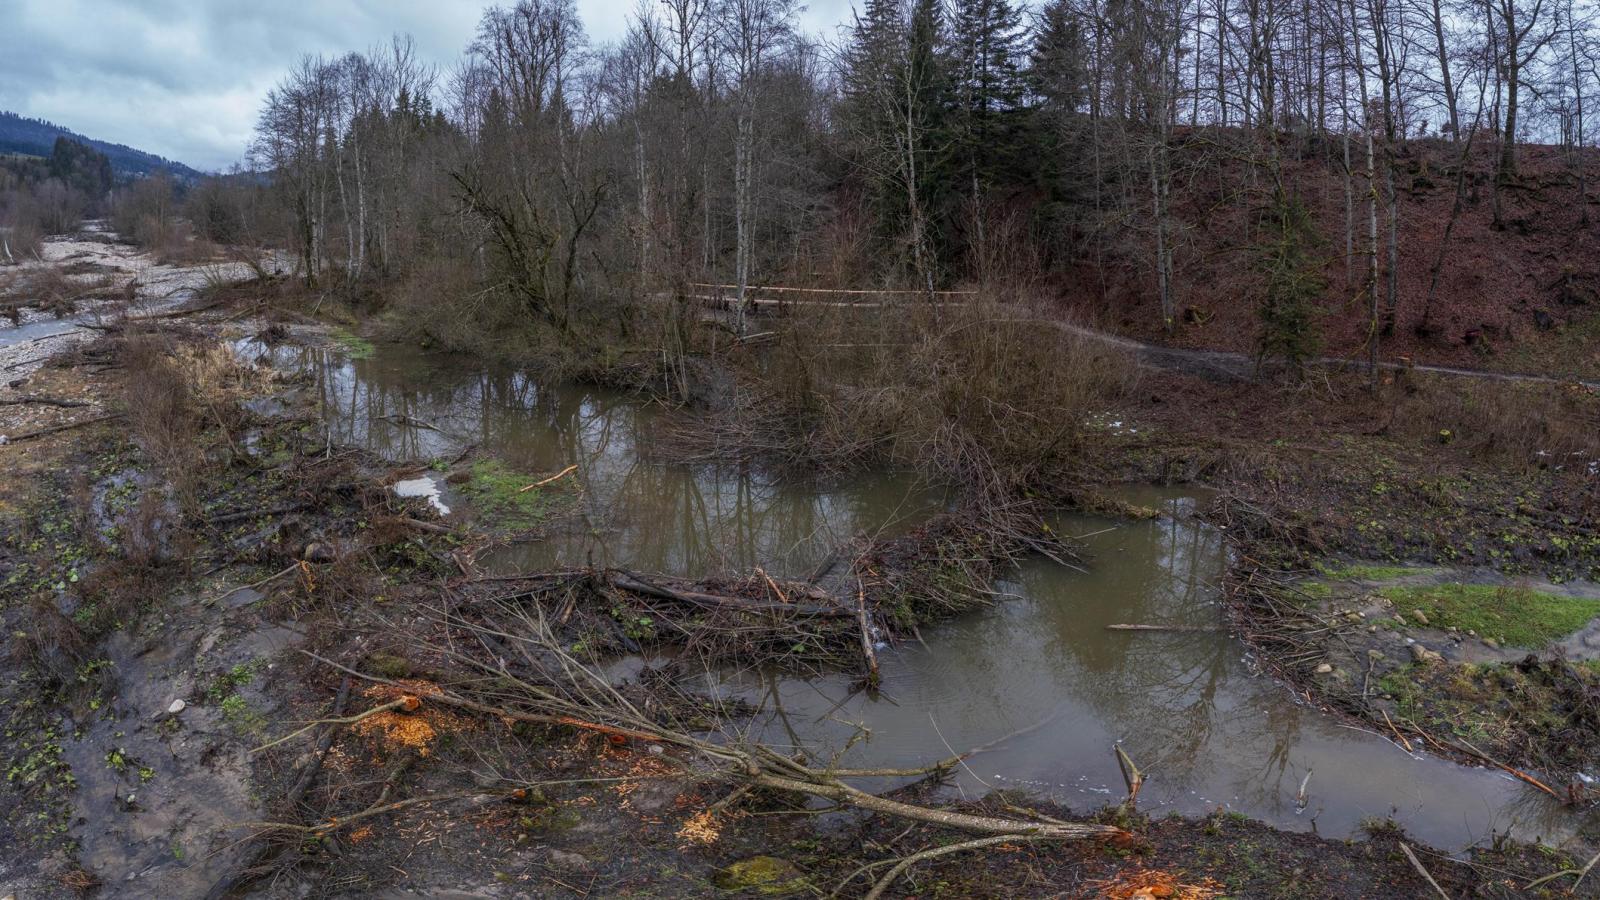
687, 291, 1600, 389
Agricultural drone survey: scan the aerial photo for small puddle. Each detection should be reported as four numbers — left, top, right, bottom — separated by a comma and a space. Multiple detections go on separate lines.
247, 337, 1583, 851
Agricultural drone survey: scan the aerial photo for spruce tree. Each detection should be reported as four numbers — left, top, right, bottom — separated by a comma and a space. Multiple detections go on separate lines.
948, 0, 1025, 159
1030, 0, 1088, 114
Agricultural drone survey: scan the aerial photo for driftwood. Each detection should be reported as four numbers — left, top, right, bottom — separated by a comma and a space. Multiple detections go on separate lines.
1105, 623, 1224, 632
518, 463, 577, 493
2, 412, 122, 443
855, 580, 880, 687
610, 569, 853, 618
0, 395, 92, 408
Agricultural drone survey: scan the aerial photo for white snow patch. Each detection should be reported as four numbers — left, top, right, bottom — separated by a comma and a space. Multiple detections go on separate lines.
395, 475, 451, 515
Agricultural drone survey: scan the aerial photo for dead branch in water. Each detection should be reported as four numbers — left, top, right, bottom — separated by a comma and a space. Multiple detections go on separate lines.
518, 463, 577, 492
295, 601, 1126, 860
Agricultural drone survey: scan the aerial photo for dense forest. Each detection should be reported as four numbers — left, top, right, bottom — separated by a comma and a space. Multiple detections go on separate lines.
6, 0, 1600, 371
212, 0, 1600, 370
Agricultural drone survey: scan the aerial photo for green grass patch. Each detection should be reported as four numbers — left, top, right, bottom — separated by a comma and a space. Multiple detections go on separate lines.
330, 328, 376, 360
1377, 582, 1600, 647
458, 459, 563, 530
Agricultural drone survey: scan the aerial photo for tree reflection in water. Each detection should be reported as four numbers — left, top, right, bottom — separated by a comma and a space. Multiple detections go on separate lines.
243, 338, 1577, 852
711, 493, 1576, 851
251, 338, 942, 579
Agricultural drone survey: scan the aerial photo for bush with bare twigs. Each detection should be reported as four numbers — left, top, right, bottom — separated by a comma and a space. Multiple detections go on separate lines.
680, 295, 1140, 490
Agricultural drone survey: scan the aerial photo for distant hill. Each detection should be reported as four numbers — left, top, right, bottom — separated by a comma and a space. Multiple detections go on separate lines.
0, 111, 201, 180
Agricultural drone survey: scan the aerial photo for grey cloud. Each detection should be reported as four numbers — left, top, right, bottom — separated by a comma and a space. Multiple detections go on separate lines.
0, 0, 858, 173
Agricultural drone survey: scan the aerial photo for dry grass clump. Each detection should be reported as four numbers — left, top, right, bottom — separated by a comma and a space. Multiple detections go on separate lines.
121, 335, 202, 482
9, 597, 93, 692
148, 220, 219, 266
0, 266, 120, 320
1383, 373, 1600, 467
119, 333, 270, 511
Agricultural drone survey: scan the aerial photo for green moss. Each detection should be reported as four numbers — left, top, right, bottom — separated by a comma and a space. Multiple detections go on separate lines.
1376, 582, 1600, 647
458, 459, 564, 530
219, 694, 265, 735
330, 328, 376, 360
712, 857, 807, 895
1297, 580, 1334, 599
365, 652, 414, 679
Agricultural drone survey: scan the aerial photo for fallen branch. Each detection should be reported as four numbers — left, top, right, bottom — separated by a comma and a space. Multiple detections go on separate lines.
0, 395, 91, 407
519, 464, 578, 493
401, 517, 453, 534
861, 834, 1051, 900
1, 412, 122, 443
1105, 623, 1224, 633
204, 563, 299, 607
1114, 744, 1144, 807
855, 580, 880, 688
1399, 842, 1451, 899
1381, 709, 1414, 753
251, 695, 419, 754
1450, 738, 1561, 801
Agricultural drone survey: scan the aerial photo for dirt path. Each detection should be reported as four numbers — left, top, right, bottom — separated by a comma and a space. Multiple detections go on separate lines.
687, 290, 1600, 389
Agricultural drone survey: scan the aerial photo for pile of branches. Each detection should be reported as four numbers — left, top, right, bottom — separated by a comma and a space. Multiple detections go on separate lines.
855, 495, 1084, 635
444, 566, 868, 673
258, 602, 1127, 900
439, 494, 1085, 684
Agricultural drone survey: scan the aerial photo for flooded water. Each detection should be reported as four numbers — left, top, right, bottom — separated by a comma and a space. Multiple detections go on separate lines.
253, 337, 1581, 852
248, 340, 941, 577
704, 491, 1574, 850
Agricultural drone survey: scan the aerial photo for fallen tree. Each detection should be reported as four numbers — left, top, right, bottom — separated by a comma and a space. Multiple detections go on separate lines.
243, 597, 1126, 898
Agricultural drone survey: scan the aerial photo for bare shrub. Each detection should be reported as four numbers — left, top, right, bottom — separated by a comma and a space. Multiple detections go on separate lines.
121, 335, 201, 483
9, 597, 92, 691
0, 215, 44, 263
684, 295, 1140, 491
151, 219, 218, 266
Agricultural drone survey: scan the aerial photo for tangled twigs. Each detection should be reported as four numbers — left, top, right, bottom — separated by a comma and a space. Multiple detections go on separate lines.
237, 790, 505, 839
858, 834, 1054, 900
251, 694, 421, 754
304, 607, 1128, 853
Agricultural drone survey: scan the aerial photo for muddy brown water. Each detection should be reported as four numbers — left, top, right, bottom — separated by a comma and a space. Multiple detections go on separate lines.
252, 338, 1584, 852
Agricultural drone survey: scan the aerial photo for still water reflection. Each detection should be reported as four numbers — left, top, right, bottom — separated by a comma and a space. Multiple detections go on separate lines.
248, 338, 1580, 851
705, 492, 1576, 850
248, 340, 939, 576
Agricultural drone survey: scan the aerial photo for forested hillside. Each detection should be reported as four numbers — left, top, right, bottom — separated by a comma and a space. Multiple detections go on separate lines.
0, 111, 199, 179
192, 0, 1600, 377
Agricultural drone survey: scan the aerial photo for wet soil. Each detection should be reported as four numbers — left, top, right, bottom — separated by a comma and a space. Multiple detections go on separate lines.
4, 228, 1600, 899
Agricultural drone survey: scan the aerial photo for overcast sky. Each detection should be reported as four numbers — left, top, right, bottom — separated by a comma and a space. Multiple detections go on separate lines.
0, 0, 855, 173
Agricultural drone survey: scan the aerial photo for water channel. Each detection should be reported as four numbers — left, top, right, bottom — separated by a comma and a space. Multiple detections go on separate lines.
247, 337, 1579, 853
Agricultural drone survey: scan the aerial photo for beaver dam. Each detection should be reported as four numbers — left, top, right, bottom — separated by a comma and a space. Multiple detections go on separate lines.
247, 335, 1582, 852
